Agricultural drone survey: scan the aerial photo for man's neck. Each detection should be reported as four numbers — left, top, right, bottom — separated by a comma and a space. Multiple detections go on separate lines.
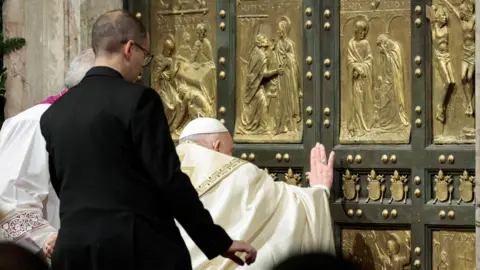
94, 56, 126, 78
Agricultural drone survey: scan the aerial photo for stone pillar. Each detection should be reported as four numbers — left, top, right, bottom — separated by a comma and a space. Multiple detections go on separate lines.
65, 0, 124, 67
3, 0, 122, 118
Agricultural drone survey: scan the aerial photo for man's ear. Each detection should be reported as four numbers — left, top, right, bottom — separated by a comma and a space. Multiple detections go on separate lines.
212, 140, 221, 152
124, 40, 135, 59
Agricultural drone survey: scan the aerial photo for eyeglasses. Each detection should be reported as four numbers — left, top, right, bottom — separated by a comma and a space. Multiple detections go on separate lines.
120, 40, 153, 67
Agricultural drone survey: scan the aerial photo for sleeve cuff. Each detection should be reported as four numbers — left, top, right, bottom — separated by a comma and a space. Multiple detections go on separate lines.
0, 210, 57, 253
311, 184, 331, 198
204, 226, 233, 260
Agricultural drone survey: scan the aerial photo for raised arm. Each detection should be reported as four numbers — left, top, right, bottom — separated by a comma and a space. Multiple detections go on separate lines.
130, 88, 233, 259
0, 118, 57, 254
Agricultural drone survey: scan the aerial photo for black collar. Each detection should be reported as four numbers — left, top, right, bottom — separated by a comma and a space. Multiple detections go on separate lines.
85, 66, 124, 79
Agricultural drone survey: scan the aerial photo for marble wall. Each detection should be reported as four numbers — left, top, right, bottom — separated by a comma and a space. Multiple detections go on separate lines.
2, 0, 122, 117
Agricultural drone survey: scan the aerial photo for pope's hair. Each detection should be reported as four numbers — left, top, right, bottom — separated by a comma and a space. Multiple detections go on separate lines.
64, 48, 95, 89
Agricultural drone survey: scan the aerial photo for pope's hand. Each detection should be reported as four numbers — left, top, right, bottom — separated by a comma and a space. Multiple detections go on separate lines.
42, 233, 57, 259
222, 240, 257, 266
307, 143, 335, 189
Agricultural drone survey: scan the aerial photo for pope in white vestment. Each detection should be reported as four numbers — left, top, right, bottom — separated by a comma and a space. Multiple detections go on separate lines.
0, 49, 94, 257
175, 118, 335, 269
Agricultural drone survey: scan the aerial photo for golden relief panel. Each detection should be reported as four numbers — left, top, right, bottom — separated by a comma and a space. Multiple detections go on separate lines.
151, 0, 217, 139
342, 169, 409, 204
427, 0, 475, 144
431, 170, 475, 205
339, 0, 412, 144
342, 229, 411, 270
432, 230, 475, 269
234, 0, 303, 143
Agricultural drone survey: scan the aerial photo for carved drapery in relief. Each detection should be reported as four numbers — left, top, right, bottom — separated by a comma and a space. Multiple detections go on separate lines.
151, 0, 216, 139
339, 0, 412, 144
235, 0, 303, 143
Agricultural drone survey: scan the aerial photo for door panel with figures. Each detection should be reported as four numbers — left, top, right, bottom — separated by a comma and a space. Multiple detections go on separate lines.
126, 0, 475, 269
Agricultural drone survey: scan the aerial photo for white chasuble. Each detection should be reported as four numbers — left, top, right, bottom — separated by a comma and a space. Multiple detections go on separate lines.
175, 142, 335, 270
0, 104, 60, 253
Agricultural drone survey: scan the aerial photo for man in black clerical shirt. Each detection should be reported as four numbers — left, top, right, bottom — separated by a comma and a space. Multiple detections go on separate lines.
40, 9, 256, 270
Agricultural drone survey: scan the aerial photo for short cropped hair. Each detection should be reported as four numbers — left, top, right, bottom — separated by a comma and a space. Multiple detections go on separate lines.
91, 9, 147, 55
64, 48, 95, 89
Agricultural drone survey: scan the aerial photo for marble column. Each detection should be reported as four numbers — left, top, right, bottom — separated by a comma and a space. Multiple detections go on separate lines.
3, 0, 122, 118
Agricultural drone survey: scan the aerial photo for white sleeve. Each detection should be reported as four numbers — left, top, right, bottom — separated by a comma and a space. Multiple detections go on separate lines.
310, 184, 331, 198
0, 118, 57, 253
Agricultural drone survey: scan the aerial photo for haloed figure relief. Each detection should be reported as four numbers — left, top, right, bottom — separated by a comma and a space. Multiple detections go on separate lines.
429, 0, 475, 144
375, 34, 410, 133
153, 36, 185, 135
346, 20, 374, 137
274, 16, 302, 135
235, 0, 303, 143
342, 229, 411, 270
152, 0, 216, 139
237, 34, 281, 135
340, 0, 412, 144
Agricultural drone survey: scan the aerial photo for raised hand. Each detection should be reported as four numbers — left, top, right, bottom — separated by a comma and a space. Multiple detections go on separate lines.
222, 240, 257, 266
307, 143, 335, 188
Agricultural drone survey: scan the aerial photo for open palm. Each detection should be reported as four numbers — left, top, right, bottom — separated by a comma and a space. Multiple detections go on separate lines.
307, 143, 334, 188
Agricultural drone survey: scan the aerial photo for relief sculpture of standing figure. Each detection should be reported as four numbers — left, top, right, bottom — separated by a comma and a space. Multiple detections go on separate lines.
441, 0, 475, 116
375, 34, 410, 130
154, 36, 186, 134
239, 34, 283, 134
192, 23, 216, 105
347, 20, 374, 137
427, 5, 456, 124
274, 16, 302, 134
433, 239, 449, 270
376, 236, 410, 270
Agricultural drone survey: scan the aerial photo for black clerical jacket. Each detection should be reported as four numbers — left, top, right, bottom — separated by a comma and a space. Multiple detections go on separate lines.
40, 67, 232, 270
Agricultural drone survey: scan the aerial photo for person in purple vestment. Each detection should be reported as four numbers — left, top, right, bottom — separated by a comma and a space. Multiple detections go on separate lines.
0, 48, 95, 261
38, 89, 67, 105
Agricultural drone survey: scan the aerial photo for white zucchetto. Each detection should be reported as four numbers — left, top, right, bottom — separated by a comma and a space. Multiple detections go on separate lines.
179, 118, 229, 140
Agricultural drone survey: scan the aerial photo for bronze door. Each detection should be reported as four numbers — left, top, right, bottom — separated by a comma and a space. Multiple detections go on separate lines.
127, 0, 475, 269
